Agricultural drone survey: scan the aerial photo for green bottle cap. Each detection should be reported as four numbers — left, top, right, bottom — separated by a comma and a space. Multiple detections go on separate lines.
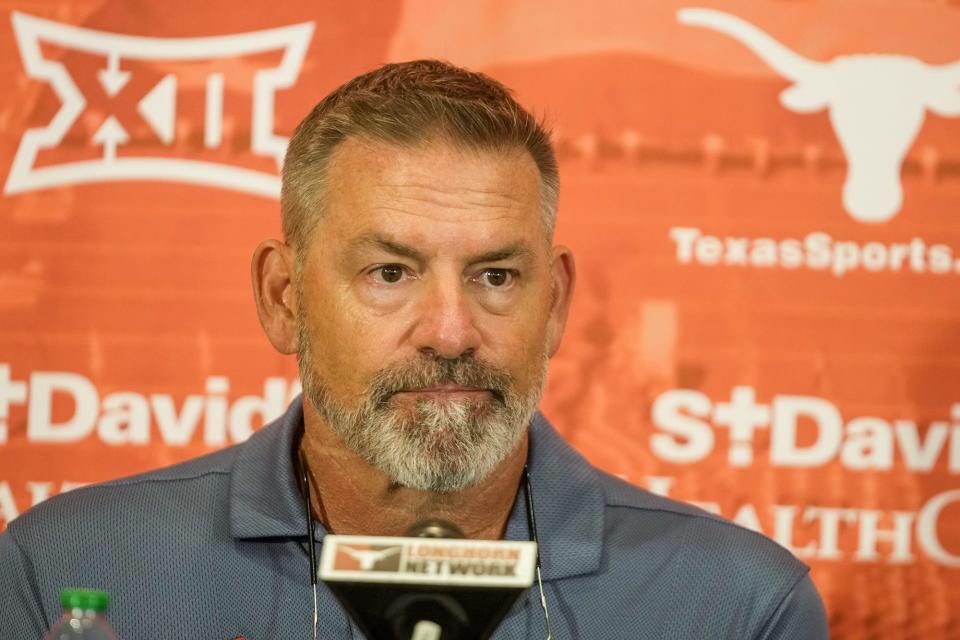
60, 589, 110, 612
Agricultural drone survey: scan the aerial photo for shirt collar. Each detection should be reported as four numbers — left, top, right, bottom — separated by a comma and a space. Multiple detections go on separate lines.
229, 397, 605, 580
504, 412, 604, 581
230, 397, 307, 538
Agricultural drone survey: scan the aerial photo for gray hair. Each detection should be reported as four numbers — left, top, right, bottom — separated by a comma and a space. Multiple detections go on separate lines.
280, 59, 559, 260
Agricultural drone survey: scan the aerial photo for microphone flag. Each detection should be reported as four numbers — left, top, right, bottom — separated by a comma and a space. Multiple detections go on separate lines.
319, 534, 537, 640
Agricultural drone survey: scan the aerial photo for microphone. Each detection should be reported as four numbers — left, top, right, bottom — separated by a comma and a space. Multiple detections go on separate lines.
319, 519, 537, 640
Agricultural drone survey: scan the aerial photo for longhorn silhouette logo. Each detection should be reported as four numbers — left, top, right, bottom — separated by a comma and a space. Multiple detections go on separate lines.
678, 8, 960, 223
337, 544, 402, 571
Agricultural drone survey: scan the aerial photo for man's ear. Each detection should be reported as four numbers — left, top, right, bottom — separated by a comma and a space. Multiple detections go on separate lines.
545, 245, 576, 358
251, 239, 298, 354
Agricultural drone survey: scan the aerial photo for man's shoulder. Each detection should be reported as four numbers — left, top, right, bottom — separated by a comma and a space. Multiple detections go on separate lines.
596, 470, 714, 519
5, 440, 242, 546
528, 411, 827, 637
593, 468, 810, 594
595, 469, 741, 534
532, 413, 808, 584
582, 469, 824, 636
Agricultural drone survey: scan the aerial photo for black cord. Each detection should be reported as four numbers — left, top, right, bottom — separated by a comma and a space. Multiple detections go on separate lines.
523, 464, 540, 545
524, 463, 554, 639
300, 450, 318, 586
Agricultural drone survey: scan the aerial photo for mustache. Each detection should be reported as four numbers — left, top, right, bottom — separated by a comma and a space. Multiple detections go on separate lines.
367, 354, 511, 407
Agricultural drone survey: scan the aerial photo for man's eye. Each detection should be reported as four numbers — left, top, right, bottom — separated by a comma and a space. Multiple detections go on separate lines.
481, 268, 513, 288
374, 265, 406, 284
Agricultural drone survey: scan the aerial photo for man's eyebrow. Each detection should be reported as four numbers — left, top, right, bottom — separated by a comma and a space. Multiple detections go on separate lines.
469, 242, 533, 264
348, 235, 534, 264
349, 234, 425, 262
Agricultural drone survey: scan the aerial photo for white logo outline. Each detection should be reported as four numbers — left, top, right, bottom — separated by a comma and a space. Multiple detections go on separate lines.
5, 12, 315, 199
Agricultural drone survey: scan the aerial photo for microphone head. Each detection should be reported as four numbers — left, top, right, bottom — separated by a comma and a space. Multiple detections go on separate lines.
406, 519, 466, 539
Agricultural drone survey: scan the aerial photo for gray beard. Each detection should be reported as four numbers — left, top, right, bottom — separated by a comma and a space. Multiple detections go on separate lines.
295, 309, 546, 492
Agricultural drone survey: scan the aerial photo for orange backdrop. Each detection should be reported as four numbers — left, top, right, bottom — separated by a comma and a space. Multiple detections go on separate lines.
1, 1, 958, 638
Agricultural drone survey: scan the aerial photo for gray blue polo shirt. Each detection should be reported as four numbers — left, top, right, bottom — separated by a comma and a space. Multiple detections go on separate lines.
0, 398, 828, 639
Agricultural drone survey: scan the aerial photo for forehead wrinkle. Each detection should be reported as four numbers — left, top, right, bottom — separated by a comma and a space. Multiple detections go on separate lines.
382, 180, 529, 200
379, 181, 530, 210
370, 204, 517, 223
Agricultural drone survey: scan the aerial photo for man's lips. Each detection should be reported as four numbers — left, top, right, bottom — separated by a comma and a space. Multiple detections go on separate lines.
393, 385, 491, 396
399, 385, 488, 392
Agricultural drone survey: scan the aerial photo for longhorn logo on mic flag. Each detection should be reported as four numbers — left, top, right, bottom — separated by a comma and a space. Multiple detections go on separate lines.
4, 12, 314, 199
334, 544, 404, 572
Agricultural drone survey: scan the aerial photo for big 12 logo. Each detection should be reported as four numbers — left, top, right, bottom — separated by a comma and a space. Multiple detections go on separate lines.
5, 12, 314, 199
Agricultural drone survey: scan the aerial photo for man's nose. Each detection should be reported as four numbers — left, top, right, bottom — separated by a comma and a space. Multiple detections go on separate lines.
411, 276, 482, 359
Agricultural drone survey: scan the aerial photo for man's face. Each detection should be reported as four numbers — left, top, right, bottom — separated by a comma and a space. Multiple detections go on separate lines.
295, 137, 563, 492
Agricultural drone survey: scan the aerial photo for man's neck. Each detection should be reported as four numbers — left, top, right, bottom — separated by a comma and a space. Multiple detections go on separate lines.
298, 403, 529, 540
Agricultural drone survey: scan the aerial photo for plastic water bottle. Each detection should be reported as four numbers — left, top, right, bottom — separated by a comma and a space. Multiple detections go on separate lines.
43, 589, 119, 640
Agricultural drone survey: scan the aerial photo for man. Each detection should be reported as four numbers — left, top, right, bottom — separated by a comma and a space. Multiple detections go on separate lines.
0, 60, 828, 638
